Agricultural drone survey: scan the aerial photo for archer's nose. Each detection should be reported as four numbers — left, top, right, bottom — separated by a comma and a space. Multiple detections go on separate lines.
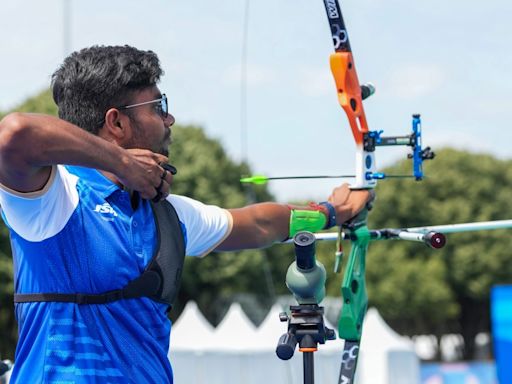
165, 113, 175, 127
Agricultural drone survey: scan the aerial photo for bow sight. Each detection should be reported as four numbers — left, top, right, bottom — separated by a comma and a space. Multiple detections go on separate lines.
362, 114, 435, 181
357, 84, 435, 181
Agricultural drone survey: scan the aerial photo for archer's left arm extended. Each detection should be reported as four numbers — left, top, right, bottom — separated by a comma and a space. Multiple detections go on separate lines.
216, 184, 370, 251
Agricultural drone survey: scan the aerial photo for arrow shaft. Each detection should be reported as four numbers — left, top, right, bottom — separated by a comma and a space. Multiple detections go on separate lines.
267, 175, 355, 181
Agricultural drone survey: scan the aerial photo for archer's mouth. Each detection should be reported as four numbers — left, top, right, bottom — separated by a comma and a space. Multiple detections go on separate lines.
160, 129, 172, 156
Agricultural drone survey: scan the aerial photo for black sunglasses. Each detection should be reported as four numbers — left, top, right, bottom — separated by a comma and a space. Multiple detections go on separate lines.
118, 94, 168, 118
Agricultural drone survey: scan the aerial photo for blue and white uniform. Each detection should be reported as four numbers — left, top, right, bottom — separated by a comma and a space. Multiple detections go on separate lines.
0, 165, 232, 383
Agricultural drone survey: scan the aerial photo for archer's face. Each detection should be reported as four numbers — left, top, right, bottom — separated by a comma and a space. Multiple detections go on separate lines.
121, 86, 175, 156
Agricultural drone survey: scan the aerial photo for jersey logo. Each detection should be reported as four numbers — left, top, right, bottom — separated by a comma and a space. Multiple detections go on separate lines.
93, 203, 118, 221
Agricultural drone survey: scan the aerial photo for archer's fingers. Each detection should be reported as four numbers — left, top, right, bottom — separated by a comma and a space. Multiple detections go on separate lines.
151, 164, 176, 202
154, 154, 169, 165
152, 179, 170, 202
328, 183, 351, 204
353, 189, 373, 208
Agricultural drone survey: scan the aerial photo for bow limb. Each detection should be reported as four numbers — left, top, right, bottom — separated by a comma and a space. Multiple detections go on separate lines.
323, 0, 377, 190
330, 52, 376, 189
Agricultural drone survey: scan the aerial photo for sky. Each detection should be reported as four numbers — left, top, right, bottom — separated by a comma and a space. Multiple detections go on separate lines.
1, 0, 511, 201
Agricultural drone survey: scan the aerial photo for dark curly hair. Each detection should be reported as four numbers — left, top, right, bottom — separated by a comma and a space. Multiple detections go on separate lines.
51, 45, 163, 135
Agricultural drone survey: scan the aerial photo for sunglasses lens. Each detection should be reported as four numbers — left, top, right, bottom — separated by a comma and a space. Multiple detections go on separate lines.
161, 95, 168, 118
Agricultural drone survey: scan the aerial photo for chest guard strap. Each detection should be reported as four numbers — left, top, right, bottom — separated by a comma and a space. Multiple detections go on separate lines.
13, 201, 185, 308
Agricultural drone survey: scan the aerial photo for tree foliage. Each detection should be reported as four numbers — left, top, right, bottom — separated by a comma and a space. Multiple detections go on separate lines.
168, 124, 294, 324
0, 89, 57, 120
361, 148, 512, 359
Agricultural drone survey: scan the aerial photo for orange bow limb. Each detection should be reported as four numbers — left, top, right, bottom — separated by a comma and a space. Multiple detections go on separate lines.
329, 51, 369, 146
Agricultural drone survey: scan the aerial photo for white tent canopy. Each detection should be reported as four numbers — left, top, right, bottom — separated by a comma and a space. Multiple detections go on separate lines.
357, 308, 420, 384
213, 302, 257, 351
168, 303, 420, 384
169, 301, 216, 351
250, 303, 286, 350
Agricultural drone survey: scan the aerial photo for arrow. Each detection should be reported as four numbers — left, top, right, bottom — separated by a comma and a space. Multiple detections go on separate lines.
240, 173, 424, 185
240, 174, 355, 185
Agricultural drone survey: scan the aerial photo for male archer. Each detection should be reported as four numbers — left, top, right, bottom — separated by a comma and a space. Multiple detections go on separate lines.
0, 45, 370, 383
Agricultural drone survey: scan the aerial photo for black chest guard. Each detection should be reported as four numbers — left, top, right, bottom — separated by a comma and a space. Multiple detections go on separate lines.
14, 201, 186, 309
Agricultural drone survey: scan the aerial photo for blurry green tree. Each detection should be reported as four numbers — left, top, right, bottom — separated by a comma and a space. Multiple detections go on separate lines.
166, 124, 293, 324
358, 148, 512, 359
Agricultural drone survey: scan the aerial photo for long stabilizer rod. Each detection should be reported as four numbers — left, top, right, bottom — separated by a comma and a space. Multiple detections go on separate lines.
406, 219, 512, 234
283, 219, 512, 246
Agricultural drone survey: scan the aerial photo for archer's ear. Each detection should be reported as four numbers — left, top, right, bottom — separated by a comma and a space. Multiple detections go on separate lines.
102, 108, 129, 141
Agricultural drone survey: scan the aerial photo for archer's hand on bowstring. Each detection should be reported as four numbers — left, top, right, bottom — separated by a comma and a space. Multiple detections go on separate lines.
327, 183, 374, 225
117, 149, 176, 202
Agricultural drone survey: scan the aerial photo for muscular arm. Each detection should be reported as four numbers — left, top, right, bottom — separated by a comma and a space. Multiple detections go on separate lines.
217, 203, 291, 251
0, 113, 167, 198
217, 185, 370, 251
